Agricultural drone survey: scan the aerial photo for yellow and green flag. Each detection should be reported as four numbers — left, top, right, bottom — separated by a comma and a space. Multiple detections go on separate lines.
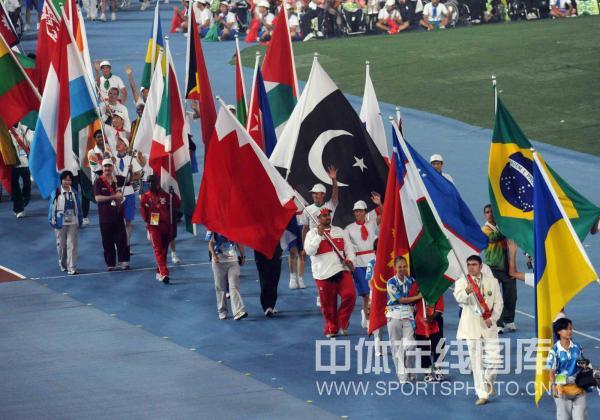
488, 96, 600, 255
140, 2, 165, 89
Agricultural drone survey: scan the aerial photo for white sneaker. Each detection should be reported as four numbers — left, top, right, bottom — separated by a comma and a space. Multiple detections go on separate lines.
434, 366, 445, 381
110, 12, 116, 21
82, 217, 90, 227
24, 23, 30, 31
361, 310, 368, 329
155, 272, 161, 281
316, 295, 321, 307
303, 32, 315, 42
171, 252, 181, 264
16, 211, 25, 218
297, 277, 306, 289
505, 322, 517, 332
36, 22, 39, 30
338, 328, 349, 336
99, 13, 107, 22
289, 275, 298, 289
140, 2, 148, 10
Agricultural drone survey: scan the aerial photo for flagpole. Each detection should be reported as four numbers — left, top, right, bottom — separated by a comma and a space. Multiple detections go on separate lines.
0, 32, 41, 101
246, 51, 261, 131
151, 2, 160, 77
282, 7, 300, 97
235, 35, 247, 110
165, 35, 174, 231
492, 75, 497, 114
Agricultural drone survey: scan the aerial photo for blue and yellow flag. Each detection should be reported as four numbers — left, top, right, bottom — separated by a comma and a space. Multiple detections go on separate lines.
488, 96, 600, 255
140, 2, 165, 89
532, 150, 598, 404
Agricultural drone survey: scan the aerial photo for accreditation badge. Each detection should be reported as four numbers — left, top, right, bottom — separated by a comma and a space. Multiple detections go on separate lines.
150, 212, 160, 226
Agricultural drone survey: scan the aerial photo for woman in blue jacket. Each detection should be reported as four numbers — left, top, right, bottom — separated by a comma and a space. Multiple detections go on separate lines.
48, 171, 83, 275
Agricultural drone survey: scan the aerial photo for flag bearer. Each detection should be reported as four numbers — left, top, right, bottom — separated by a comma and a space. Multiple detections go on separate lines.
140, 175, 180, 284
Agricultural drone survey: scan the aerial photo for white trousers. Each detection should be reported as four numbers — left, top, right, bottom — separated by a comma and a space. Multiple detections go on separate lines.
466, 338, 501, 399
555, 393, 587, 420
212, 261, 245, 317
387, 318, 414, 381
55, 224, 79, 272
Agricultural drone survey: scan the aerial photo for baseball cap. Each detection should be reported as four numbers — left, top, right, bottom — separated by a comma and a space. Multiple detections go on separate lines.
257, 0, 270, 7
385, 0, 395, 6
116, 136, 129, 148
310, 183, 326, 194
353, 200, 368, 211
112, 108, 126, 120
102, 158, 114, 167
100, 60, 111, 68
429, 153, 444, 163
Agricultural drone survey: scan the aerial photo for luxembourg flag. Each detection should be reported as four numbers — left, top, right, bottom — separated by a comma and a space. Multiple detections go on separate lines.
30, 12, 97, 198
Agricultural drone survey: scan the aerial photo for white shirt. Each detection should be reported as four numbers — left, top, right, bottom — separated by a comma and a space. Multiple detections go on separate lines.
423, 2, 448, 21
453, 274, 504, 340
197, 6, 213, 26
100, 102, 131, 131
10, 124, 31, 167
378, 7, 401, 21
344, 210, 378, 267
304, 226, 356, 280
301, 199, 337, 229
442, 172, 454, 183
288, 14, 299, 28
99, 74, 126, 101
224, 12, 238, 30
113, 154, 142, 196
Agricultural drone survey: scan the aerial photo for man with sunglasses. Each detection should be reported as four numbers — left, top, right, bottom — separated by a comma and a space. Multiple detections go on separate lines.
454, 255, 503, 406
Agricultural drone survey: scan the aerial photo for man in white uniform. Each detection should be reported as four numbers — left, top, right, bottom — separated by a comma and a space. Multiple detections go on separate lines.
96, 60, 127, 103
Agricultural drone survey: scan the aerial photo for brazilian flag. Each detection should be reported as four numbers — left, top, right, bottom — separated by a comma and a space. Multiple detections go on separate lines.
488, 96, 600, 255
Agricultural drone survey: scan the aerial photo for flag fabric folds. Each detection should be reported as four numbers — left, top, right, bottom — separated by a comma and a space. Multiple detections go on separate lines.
30, 13, 97, 198
192, 105, 297, 258
141, 2, 164, 89
0, 2, 19, 47
261, 9, 298, 137
359, 62, 388, 160
185, 7, 216, 146
234, 38, 247, 127
35, 0, 61, 91
532, 150, 598, 404
0, 35, 40, 128
488, 96, 600, 255
270, 57, 388, 227
247, 66, 277, 157
149, 47, 196, 234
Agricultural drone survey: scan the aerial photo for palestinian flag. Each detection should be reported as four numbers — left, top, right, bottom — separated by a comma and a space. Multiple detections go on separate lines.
261, 9, 298, 137
234, 38, 247, 126
150, 48, 196, 234
140, 2, 164, 89
488, 96, 600, 255
0, 35, 40, 128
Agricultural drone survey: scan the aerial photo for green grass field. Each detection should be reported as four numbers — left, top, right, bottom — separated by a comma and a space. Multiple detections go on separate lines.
243, 16, 600, 155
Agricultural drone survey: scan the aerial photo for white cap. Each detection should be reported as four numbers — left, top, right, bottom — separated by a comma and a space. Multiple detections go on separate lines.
99, 60, 111, 68
353, 200, 368, 211
220, 1, 229, 5
257, 0, 269, 7
385, 0, 395, 6
310, 183, 326, 194
429, 153, 444, 163
116, 136, 129, 148
102, 158, 113, 166
112, 108, 126, 120
135, 98, 145, 107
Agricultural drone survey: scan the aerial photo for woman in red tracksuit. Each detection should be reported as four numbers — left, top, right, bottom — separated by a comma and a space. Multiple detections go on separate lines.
140, 175, 180, 284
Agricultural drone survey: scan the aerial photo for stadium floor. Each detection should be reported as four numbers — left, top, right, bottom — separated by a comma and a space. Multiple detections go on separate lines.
2, 6, 599, 419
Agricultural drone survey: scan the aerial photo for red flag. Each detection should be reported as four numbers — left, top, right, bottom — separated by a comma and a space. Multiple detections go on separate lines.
35, 0, 61, 91
245, 18, 260, 43
54, 17, 72, 172
368, 151, 410, 335
169, 8, 185, 33
192, 105, 297, 258
0, 153, 11, 194
246, 68, 264, 150
262, 9, 298, 98
185, 7, 216, 146
0, 2, 19, 47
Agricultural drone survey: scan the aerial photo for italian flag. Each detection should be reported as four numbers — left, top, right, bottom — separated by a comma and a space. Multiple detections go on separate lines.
149, 47, 195, 233
261, 9, 298, 137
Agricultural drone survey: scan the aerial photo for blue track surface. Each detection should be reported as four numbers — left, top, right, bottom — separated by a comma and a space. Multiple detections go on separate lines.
1, 6, 599, 419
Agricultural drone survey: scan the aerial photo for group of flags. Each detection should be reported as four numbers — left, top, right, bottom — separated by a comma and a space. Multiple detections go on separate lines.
0, 2, 598, 406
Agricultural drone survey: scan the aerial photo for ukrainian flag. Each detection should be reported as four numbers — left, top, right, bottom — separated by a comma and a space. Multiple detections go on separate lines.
532, 150, 598, 404
488, 95, 600, 255
140, 3, 165, 89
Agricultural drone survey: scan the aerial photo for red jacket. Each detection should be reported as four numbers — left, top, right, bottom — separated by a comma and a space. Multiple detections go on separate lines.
140, 190, 181, 228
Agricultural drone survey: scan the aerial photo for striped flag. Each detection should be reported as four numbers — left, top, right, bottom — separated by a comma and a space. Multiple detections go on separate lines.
140, 2, 164, 89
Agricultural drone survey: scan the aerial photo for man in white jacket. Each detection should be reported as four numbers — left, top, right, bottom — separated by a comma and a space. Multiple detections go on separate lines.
305, 208, 356, 338
454, 254, 504, 406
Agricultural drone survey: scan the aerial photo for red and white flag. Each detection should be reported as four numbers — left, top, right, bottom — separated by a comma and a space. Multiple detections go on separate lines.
192, 105, 297, 258
35, 0, 61, 91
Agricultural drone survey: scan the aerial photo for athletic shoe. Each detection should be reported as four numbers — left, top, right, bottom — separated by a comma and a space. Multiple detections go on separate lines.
475, 398, 488, 406
36, 22, 39, 30
264, 307, 274, 317
218, 313, 227, 320
120, 262, 130, 270
171, 252, 181, 264
68, 270, 79, 275
82, 217, 90, 226
361, 310, 368, 329
110, 12, 116, 21
162, 275, 170, 285
234, 311, 248, 321
325, 332, 337, 338
316, 296, 321, 307
424, 372, 434, 382
60, 265, 67, 272
272, 308, 279, 314
338, 329, 349, 336
434, 367, 445, 382
140, 2, 148, 10
107, 266, 116, 271
497, 326, 504, 334
303, 32, 315, 42
24, 24, 30, 31
226, 292, 230, 299
99, 13, 107, 21
156, 272, 161, 282
297, 278, 306, 289
16, 211, 25, 218
289, 275, 298, 289
505, 322, 517, 332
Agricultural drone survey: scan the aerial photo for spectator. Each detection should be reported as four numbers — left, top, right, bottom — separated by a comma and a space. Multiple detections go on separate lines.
376, 0, 409, 34
550, 0, 576, 17
49, 171, 83, 275
8, 124, 31, 219
287, 3, 302, 40
100, 88, 131, 131
256, 0, 276, 42
300, 0, 326, 40
195, 0, 214, 37
100, 0, 118, 21
215, 1, 239, 40
420, 0, 450, 30
209, 233, 248, 320
95, 60, 127, 103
